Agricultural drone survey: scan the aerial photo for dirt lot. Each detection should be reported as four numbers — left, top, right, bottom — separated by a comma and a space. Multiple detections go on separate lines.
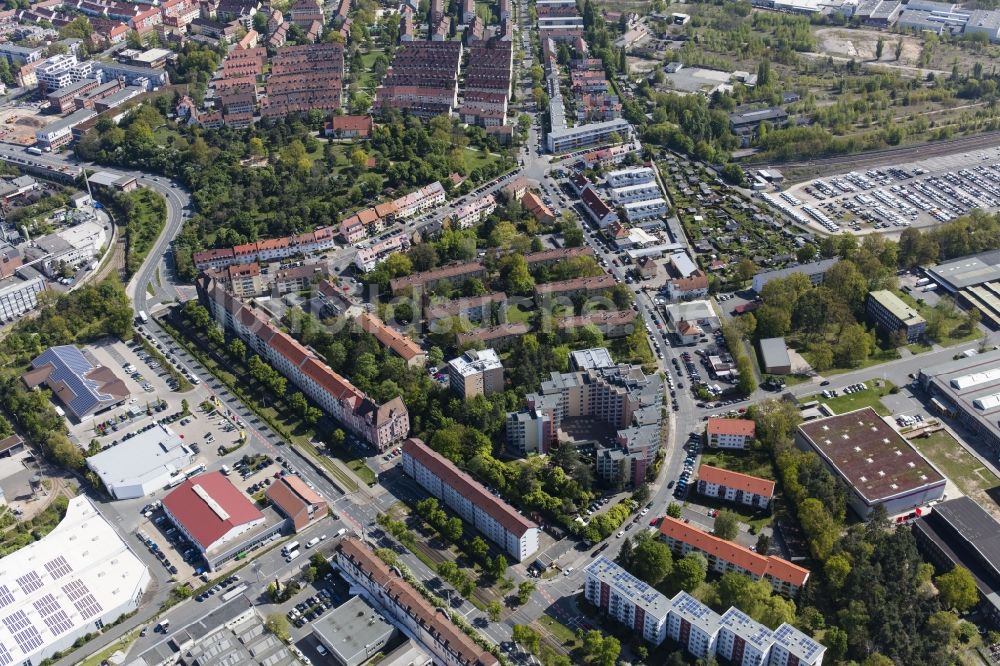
0, 106, 52, 146
814, 28, 924, 67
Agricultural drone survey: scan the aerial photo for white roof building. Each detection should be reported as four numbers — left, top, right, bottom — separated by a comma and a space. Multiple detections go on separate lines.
0, 496, 150, 666
86, 424, 194, 499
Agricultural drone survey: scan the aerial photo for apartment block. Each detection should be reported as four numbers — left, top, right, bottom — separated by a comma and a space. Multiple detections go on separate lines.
623, 198, 669, 222
357, 312, 427, 368
448, 348, 504, 399
205, 261, 265, 298
401, 438, 539, 561
390, 261, 486, 296
192, 226, 338, 271
354, 233, 411, 272
200, 280, 409, 451
707, 418, 755, 449
425, 292, 507, 324
533, 274, 616, 303
666, 592, 721, 659
336, 538, 499, 666
457, 322, 529, 350
866, 289, 926, 342
697, 465, 774, 510
610, 181, 662, 204
606, 167, 655, 188
556, 309, 637, 339
580, 185, 618, 227
584, 556, 670, 645
453, 194, 497, 229
717, 608, 776, 666
658, 516, 810, 597
375, 41, 462, 118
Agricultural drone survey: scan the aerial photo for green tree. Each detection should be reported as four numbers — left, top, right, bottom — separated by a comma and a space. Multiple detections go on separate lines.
487, 600, 502, 622
936, 566, 979, 612
264, 613, 290, 641
712, 510, 740, 540
876, 36, 885, 59
667, 502, 683, 518
517, 580, 535, 605
735, 258, 757, 285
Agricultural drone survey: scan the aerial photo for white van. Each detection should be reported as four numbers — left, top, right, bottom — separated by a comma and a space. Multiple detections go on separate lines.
335, 528, 348, 538
221, 465, 230, 475
281, 541, 300, 555
285, 549, 301, 563
305, 537, 320, 549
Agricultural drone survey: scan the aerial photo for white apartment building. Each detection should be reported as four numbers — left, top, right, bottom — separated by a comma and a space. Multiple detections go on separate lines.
717, 608, 774, 666
354, 233, 410, 272
453, 193, 497, 229
666, 592, 721, 659
401, 437, 539, 561
547, 118, 631, 153
448, 348, 504, 399
696, 465, 775, 510
707, 417, 756, 449
584, 557, 670, 645
611, 181, 662, 204
606, 166, 655, 188
623, 198, 669, 222
769, 623, 827, 666
35, 54, 92, 91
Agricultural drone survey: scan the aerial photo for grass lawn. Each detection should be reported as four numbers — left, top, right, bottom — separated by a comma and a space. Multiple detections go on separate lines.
358, 48, 385, 89
801, 379, 896, 416
79, 629, 140, 666
700, 448, 775, 481
537, 614, 580, 648
910, 429, 1000, 518
507, 304, 533, 324
898, 291, 984, 347
464, 146, 501, 172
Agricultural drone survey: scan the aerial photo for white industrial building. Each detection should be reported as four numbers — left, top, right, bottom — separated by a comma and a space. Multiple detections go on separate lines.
0, 276, 46, 323
86, 424, 194, 499
0, 496, 150, 666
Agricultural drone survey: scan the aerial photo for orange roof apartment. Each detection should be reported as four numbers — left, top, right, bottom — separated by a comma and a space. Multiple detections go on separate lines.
266, 473, 327, 531
658, 516, 809, 597
356, 312, 427, 368
706, 418, 756, 449
533, 274, 616, 303
696, 465, 775, 510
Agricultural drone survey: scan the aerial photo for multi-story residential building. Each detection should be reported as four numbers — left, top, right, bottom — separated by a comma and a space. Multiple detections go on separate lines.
200, 280, 409, 451
0, 43, 43, 65
658, 516, 810, 597
751, 258, 838, 293
547, 117, 631, 153
667, 592, 721, 659
357, 312, 427, 368
92, 61, 169, 90
866, 289, 926, 342
457, 322, 529, 349
425, 292, 507, 325
354, 233, 410, 272
584, 556, 671, 645
261, 43, 344, 118
769, 623, 827, 666
697, 465, 775, 510
374, 41, 462, 118
47, 78, 99, 113
448, 348, 504, 398
35, 54, 92, 91
580, 185, 618, 227
610, 182, 662, 204
273, 263, 326, 294
666, 271, 710, 301
556, 309, 637, 338
401, 438, 539, 561
192, 226, 338, 271
205, 261, 265, 298
534, 274, 616, 303
336, 538, 499, 666
707, 418, 755, 449
623, 198, 669, 222
452, 194, 497, 229
606, 166, 655, 188
130, 5, 162, 34
390, 261, 486, 296
717, 608, 776, 666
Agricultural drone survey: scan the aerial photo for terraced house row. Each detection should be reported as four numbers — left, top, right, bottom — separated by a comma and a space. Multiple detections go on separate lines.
198, 277, 410, 451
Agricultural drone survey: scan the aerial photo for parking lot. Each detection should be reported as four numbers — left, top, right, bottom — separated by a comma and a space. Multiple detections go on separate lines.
781, 148, 1000, 236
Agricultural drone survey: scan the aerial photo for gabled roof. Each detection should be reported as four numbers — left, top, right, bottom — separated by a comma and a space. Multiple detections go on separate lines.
698, 465, 775, 498
162, 471, 264, 551
23, 346, 128, 418
707, 417, 755, 437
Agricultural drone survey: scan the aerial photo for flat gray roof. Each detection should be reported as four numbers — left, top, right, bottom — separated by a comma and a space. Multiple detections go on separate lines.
86, 423, 191, 492
919, 349, 1000, 445
868, 290, 925, 325
758, 337, 790, 369
312, 596, 395, 665
547, 118, 630, 141
927, 250, 1000, 291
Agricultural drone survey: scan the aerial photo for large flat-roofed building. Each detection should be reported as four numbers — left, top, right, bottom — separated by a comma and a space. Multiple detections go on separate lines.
912, 496, 1000, 627
751, 258, 839, 294
546, 118, 631, 153
917, 348, 1000, 451
925, 250, 1000, 329
162, 471, 282, 570
402, 438, 539, 561
795, 407, 946, 519
0, 496, 151, 666
448, 348, 504, 399
86, 424, 194, 499
866, 290, 926, 342
716, 607, 774, 666
22, 345, 129, 422
584, 556, 670, 645
311, 596, 396, 666
666, 592, 721, 659
0, 276, 46, 324
335, 538, 500, 666
658, 516, 810, 596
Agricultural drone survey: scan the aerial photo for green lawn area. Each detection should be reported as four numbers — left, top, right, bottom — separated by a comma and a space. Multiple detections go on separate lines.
464, 146, 501, 172
898, 291, 984, 347
801, 379, 896, 416
537, 614, 580, 648
699, 448, 775, 481
910, 429, 1000, 510
358, 48, 385, 89
79, 629, 140, 666
507, 304, 533, 324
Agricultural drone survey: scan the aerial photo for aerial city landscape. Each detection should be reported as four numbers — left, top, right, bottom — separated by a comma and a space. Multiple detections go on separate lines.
0, 0, 999, 664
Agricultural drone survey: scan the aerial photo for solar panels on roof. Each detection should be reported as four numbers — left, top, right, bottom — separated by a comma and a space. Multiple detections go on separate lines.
62, 581, 102, 620
15, 573, 42, 596
0, 642, 11, 666
772, 622, 825, 661
951, 367, 1000, 390
43, 556, 72, 580
0, 588, 12, 610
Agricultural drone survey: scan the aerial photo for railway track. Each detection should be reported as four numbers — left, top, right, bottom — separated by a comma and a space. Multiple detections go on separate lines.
744, 131, 1000, 183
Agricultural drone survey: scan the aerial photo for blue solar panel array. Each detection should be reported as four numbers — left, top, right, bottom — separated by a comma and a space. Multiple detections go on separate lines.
0, 641, 11, 666
1, 611, 31, 634
61, 580, 102, 620
11, 626, 42, 655
44, 556, 72, 580
0, 587, 12, 610
32, 594, 73, 637
671, 592, 717, 621
721, 608, 773, 650
15, 572, 42, 596
31, 346, 116, 418
773, 623, 824, 661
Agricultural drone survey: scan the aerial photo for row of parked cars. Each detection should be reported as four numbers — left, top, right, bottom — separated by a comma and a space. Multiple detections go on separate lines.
196, 575, 241, 602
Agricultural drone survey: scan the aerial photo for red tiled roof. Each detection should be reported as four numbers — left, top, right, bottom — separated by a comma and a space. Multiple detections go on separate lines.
698, 465, 775, 498
357, 312, 424, 362
300, 357, 357, 400
534, 274, 615, 295
270, 330, 311, 367
707, 418, 755, 438
580, 185, 612, 218
338, 538, 498, 666
162, 471, 264, 551
283, 474, 324, 505
658, 516, 809, 587
403, 438, 536, 537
